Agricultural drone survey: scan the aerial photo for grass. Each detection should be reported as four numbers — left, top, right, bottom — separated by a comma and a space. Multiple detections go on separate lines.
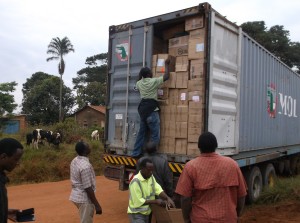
255, 176, 300, 204
4, 135, 105, 185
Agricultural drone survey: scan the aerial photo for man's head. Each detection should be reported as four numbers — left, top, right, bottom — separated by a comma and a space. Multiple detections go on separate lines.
198, 132, 218, 153
139, 157, 153, 179
139, 67, 153, 78
0, 138, 24, 172
145, 141, 157, 154
75, 141, 91, 156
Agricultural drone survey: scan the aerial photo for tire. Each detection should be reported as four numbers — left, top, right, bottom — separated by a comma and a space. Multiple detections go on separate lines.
274, 161, 284, 175
245, 166, 263, 204
261, 163, 276, 187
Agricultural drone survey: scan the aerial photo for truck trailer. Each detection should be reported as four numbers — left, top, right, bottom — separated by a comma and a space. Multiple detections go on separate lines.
103, 2, 300, 203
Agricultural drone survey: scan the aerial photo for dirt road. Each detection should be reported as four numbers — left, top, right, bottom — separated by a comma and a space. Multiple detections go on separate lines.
7, 176, 300, 223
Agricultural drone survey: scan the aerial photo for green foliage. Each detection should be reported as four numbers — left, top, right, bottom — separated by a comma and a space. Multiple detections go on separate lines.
256, 176, 300, 204
241, 21, 300, 73
21, 72, 75, 124
7, 138, 104, 185
0, 82, 18, 116
73, 53, 108, 107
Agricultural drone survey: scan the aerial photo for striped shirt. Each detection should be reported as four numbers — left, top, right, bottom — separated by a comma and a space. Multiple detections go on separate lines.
175, 153, 247, 223
69, 156, 96, 203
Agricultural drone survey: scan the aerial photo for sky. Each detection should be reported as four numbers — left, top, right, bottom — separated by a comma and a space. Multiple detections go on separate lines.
1, 0, 300, 113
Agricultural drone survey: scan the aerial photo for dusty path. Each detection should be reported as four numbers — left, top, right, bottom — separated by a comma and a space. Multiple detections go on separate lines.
8, 176, 129, 223
7, 176, 300, 223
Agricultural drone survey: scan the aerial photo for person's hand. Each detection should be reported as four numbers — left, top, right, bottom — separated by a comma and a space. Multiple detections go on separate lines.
7, 209, 20, 222
156, 199, 166, 207
95, 204, 102, 215
166, 197, 176, 208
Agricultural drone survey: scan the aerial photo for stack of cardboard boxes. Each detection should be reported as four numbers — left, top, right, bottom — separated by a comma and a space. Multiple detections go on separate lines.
152, 16, 206, 156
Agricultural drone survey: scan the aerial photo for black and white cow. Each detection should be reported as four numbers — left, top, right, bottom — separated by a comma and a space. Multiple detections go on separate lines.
91, 130, 100, 141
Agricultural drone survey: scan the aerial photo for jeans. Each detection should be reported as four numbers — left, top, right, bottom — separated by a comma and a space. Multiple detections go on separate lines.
128, 213, 149, 223
132, 111, 160, 157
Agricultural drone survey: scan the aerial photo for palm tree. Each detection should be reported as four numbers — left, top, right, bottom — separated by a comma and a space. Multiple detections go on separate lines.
46, 37, 74, 122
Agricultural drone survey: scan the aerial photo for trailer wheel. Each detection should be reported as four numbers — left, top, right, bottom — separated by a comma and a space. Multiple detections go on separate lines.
245, 166, 263, 204
261, 163, 276, 187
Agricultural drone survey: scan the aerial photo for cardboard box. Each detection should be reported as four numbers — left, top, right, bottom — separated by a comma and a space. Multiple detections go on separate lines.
188, 127, 201, 142
159, 137, 175, 154
161, 121, 176, 138
176, 72, 188, 89
153, 36, 167, 54
178, 89, 188, 105
187, 142, 200, 156
168, 36, 189, 57
185, 16, 204, 31
188, 79, 204, 92
160, 105, 176, 122
189, 28, 205, 39
155, 54, 175, 73
188, 91, 203, 102
175, 122, 188, 138
175, 139, 187, 155
158, 87, 169, 100
168, 89, 178, 105
190, 59, 204, 79
175, 56, 189, 72
189, 101, 203, 115
176, 105, 188, 122
188, 115, 203, 129
155, 72, 176, 88
188, 37, 205, 59
162, 23, 185, 40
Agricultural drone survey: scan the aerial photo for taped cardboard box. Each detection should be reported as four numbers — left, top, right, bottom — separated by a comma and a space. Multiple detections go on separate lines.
188, 127, 202, 142
188, 91, 203, 103
178, 89, 188, 106
189, 101, 203, 115
162, 23, 185, 40
176, 105, 188, 122
154, 54, 176, 73
190, 59, 204, 79
175, 122, 188, 139
161, 121, 176, 138
158, 87, 169, 100
151, 205, 184, 223
188, 37, 205, 59
189, 28, 206, 39
175, 56, 189, 72
175, 138, 187, 155
188, 115, 203, 129
160, 105, 176, 122
155, 72, 176, 88
168, 36, 189, 57
159, 137, 175, 154
185, 16, 204, 31
176, 72, 188, 89
187, 142, 200, 156
188, 79, 205, 92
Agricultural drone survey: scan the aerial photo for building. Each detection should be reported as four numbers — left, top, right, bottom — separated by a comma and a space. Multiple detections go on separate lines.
1, 114, 27, 134
73, 105, 106, 128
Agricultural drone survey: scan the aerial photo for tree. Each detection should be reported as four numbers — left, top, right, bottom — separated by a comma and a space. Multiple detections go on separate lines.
46, 37, 74, 121
73, 53, 107, 108
241, 21, 300, 72
22, 72, 75, 125
0, 82, 18, 116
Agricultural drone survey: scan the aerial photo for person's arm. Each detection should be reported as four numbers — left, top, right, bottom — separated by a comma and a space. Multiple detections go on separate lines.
181, 196, 192, 223
237, 196, 246, 217
158, 191, 175, 208
85, 187, 102, 215
163, 58, 170, 82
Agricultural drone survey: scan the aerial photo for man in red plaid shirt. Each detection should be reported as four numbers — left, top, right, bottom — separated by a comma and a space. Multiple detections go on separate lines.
176, 132, 247, 223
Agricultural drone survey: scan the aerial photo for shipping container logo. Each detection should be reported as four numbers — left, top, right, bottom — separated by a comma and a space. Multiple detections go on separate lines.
115, 42, 130, 61
267, 83, 277, 118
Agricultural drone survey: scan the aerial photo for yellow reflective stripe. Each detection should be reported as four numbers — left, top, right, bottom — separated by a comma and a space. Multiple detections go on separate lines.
103, 156, 110, 163
122, 157, 129, 165
128, 158, 135, 166
117, 157, 124, 164
174, 163, 183, 173
113, 157, 120, 164
169, 163, 176, 172
108, 156, 115, 164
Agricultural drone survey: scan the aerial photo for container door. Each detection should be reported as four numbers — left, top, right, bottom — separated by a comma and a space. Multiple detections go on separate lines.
107, 25, 153, 155
207, 12, 242, 155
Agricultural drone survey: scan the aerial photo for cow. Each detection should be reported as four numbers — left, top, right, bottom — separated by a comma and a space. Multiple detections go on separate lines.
91, 130, 100, 141
26, 133, 33, 145
32, 129, 46, 149
47, 131, 62, 147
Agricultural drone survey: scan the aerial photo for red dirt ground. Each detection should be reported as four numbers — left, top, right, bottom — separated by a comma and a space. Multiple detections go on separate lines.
7, 176, 300, 223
